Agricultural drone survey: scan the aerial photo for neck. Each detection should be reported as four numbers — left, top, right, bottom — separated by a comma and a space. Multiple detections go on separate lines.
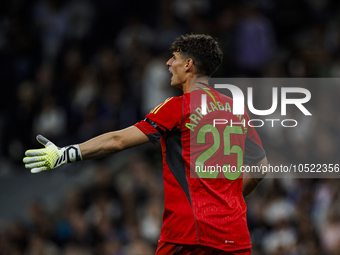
182, 76, 209, 93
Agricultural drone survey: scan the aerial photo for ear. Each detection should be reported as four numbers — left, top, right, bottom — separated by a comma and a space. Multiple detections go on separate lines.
184, 58, 194, 72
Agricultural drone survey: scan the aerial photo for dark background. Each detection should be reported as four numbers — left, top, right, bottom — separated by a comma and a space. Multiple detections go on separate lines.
1, 0, 340, 254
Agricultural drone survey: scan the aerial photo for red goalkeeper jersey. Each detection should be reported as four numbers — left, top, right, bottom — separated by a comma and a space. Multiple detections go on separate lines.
134, 88, 265, 252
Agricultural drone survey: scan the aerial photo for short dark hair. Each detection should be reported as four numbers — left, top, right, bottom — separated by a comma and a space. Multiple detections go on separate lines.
170, 34, 223, 77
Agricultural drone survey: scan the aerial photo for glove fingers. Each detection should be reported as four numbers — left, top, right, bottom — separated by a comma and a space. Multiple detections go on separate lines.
36, 135, 51, 146
31, 166, 48, 173
25, 161, 47, 169
23, 156, 46, 164
25, 149, 46, 157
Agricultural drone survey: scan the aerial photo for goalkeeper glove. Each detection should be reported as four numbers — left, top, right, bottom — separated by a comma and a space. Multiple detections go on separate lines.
23, 135, 82, 173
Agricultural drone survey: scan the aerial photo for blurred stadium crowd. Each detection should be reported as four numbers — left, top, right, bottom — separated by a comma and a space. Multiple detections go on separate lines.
1, 0, 340, 254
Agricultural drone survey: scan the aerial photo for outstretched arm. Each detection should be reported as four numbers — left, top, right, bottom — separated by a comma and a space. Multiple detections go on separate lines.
79, 126, 150, 160
242, 156, 268, 197
23, 126, 150, 173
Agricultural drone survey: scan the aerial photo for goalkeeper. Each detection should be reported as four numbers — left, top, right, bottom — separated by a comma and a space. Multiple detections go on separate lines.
24, 34, 267, 255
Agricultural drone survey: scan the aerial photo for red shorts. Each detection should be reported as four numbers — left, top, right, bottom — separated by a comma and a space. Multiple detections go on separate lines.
155, 241, 251, 255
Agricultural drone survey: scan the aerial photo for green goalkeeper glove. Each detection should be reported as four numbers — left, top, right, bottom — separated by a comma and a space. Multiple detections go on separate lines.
23, 135, 82, 173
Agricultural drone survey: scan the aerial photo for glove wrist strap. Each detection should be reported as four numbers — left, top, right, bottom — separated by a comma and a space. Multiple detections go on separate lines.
64, 145, 83, 163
